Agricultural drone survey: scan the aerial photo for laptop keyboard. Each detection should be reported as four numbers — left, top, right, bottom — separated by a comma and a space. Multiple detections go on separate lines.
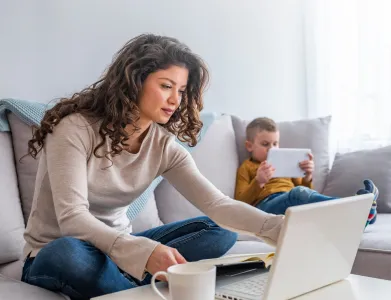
219, 273, 269, 299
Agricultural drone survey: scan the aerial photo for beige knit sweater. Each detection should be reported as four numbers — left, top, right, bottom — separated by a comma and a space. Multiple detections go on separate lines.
23, 113, 284, 280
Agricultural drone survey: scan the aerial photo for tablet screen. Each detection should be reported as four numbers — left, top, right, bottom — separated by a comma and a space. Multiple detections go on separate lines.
266, 148, 311, 178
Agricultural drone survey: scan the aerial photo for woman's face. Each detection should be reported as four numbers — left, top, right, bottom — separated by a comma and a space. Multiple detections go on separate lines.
138, 65, 189, 125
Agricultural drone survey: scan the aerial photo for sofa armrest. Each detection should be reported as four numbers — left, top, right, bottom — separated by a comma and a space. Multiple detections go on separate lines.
0, 132, 25, 264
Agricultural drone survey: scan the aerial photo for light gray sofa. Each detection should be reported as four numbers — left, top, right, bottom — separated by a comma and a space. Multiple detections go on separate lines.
1, 112, 390, 300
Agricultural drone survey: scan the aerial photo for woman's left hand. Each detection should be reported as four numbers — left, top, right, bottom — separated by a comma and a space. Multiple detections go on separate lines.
299, 152, 314, 182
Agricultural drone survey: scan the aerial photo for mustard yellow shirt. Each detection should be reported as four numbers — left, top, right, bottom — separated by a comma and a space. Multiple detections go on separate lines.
235, 158, 313, 206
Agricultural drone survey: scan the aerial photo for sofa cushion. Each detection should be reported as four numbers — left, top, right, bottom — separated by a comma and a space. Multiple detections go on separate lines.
352, 214, 391, 280
0, 132, 25, 264
323, 146, 391, 213
360, 214, 391, 250
231, 115, 332, 193
155, 115, 239, 223
226, 240, 275, 255
131, 193, 163, 234
0, 260, 23, 280
0, 274, 68, 300
353, 249, 391, 281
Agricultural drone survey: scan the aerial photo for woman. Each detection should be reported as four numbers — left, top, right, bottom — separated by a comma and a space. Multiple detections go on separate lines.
22, 34, 284, 300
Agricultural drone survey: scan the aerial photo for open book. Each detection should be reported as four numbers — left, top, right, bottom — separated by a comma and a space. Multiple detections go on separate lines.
190, 252, 275, 273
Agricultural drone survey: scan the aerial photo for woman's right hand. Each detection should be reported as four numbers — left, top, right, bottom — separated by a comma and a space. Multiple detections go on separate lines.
256, 161, 275, 186
146, 244, 187, 280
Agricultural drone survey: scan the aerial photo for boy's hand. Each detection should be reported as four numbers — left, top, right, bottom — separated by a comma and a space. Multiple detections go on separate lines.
299, 152, 314, 182
256, 161, 275, 186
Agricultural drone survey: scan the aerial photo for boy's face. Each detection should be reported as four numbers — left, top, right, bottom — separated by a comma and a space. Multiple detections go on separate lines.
245, 130, 280, 163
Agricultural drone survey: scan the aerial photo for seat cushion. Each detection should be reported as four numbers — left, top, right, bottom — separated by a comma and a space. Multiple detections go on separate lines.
353, 248, 391, 281
0, 260, 23, 280
350, 214, 391, 280
360, 214, 391, 251
353, 214, 391, 280
155, 115, 239, 223
226, 240, 275, 255
0, 274, 69, 300
0, 132, 25, 264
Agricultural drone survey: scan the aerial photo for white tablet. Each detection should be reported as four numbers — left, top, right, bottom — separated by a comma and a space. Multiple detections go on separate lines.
266, 148, 312, 178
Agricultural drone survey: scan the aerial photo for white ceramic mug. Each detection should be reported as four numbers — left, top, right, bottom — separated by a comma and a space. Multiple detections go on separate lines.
151, 263, 216, 300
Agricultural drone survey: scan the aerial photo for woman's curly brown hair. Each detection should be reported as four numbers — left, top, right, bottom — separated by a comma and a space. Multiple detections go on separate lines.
28, 34, 209, 160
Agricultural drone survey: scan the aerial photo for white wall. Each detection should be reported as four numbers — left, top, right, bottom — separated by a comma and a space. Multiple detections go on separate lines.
0, 0, 307, 121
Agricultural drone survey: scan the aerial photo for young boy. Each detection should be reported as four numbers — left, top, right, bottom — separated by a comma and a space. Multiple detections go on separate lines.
235, 117, 378, 227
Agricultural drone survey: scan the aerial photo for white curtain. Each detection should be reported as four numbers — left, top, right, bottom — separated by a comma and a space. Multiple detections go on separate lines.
305, 0, 391, 152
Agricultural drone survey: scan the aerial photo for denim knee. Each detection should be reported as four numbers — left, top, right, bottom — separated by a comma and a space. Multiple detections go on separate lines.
291, 186, 311, 193
42, 236, 86, 258
26, 237, 135, 299
289, 186, 313, 205
191, 216, 218, 227
200, 217, 238, 255
32, 237, 102, 280
218, 229, 238, 253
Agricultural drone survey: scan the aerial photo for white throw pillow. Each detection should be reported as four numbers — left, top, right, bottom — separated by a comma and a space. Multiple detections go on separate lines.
131, 192, 164, 233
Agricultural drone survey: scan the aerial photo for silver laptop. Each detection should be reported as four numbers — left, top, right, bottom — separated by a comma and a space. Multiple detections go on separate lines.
215, 194, 373, 300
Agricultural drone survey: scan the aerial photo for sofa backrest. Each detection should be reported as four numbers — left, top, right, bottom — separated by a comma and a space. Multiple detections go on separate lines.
0, 132, 25, 264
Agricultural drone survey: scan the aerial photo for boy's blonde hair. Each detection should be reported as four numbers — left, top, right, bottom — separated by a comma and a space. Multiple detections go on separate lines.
246, 117, 278, 141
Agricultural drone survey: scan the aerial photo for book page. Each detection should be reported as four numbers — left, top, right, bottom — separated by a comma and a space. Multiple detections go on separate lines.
191, 252, 275, 268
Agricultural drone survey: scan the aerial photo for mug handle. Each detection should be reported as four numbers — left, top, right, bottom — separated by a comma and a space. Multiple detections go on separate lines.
151, 271, 168, 300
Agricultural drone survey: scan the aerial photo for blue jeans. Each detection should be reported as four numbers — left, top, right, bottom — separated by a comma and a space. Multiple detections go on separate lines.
21, 216, 237, 300
256, 186, 337, 215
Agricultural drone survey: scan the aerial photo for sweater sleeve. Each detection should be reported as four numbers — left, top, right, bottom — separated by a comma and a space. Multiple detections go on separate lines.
291, 178, 313, 189
234, 163, 262, 205
45, 115, 159, 280
162, 138, 284, 246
